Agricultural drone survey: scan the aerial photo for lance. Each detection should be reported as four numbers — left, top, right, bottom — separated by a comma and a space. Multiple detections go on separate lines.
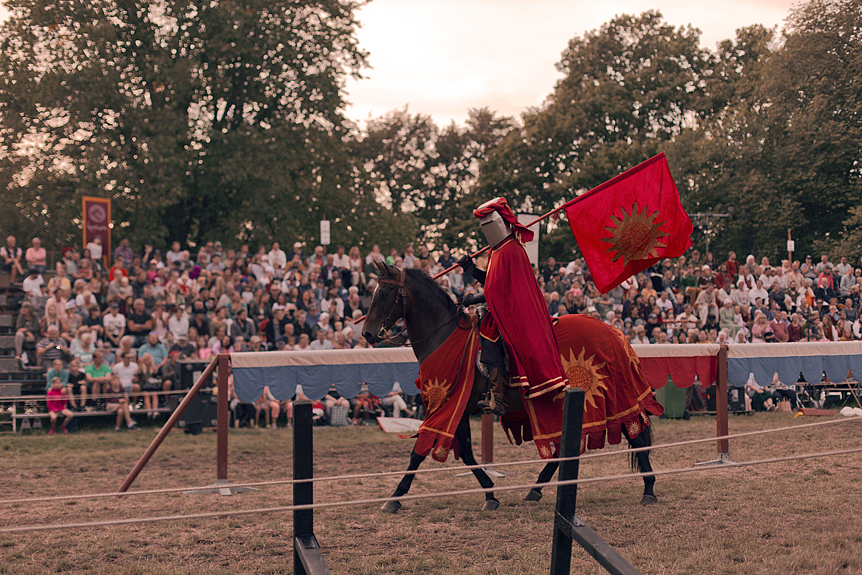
353, 198, 579, 325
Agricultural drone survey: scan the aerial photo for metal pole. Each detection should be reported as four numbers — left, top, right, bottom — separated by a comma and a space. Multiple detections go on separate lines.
117, 357, 218, 493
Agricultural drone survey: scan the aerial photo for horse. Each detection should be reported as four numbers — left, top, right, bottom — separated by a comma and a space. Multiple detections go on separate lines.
362, 261, 659, 513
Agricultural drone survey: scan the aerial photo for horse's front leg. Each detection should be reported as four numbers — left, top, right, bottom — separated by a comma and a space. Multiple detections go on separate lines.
524, 459, 559, 502
625, 423, 657, 505
381, 449, 427, 514
455, 417, 499, 511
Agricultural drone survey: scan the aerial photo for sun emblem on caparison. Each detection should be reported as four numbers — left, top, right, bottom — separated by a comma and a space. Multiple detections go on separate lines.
601, 201, 668, 264
560, 347, 608, 410
421, 377, 449, 413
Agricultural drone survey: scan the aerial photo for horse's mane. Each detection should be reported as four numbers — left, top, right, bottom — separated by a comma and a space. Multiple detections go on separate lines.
404, 268, 458, 315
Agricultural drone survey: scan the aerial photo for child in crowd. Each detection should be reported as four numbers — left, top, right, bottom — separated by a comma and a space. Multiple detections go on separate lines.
45, 358, 68, 391
67, 357, 87, 409
46, 376, 73, 435
104, 374, 139, 431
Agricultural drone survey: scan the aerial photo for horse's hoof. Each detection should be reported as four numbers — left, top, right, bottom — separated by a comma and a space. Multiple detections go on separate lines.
524, 489, 543, 502
640, 494, 657, 506
482, 499, 500, 511
381, 500, 402, 514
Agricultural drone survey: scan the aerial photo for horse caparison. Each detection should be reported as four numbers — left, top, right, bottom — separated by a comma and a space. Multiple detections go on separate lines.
363, 261, 658, 512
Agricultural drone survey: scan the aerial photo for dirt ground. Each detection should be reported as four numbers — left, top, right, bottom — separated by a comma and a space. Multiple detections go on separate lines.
1, 412, 862, 575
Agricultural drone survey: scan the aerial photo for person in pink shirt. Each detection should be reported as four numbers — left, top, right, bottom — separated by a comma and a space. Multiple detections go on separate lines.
46, 376, 74, 435
25, 237, 47, 275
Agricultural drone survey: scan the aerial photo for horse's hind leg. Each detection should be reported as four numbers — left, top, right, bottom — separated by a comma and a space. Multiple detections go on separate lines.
455, 418, 499, 511
525, 460, 559, 502
625, 423, 657, 505
382, 449, 427, 514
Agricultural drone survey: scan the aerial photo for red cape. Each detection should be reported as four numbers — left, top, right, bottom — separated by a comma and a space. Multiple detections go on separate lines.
483, 235, 567, 401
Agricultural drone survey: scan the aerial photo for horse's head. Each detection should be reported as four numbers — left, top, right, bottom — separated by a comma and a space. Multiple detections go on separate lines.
362, 260, 407, 345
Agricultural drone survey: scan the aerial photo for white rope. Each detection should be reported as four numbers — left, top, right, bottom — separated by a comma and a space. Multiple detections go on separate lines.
2, 445, 860, 534
0, 415, 858, 506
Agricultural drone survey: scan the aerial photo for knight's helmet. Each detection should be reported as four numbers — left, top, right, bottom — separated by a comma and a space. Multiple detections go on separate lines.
476, 198, 513, 248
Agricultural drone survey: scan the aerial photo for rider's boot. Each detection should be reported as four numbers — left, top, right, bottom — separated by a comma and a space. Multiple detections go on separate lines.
477, 367, 507, 417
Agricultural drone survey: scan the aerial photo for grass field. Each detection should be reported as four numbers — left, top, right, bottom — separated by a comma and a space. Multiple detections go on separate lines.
1, 412, 861, 575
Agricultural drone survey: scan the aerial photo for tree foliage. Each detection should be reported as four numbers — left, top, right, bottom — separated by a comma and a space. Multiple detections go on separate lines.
0, 0, 377, 249
476, 11, 712, 260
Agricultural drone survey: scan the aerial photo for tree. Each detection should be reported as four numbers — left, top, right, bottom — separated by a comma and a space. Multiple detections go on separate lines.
349, 106, 512, 250
0, 0, 370, 250
477, 11, 712, 261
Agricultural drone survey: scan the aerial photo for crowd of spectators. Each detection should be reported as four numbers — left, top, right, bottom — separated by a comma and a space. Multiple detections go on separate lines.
5, 230, 861, 424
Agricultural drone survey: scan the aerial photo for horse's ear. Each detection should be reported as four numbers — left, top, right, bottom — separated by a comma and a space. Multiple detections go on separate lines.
378, 260, 394, 278
373, 259, 386, 276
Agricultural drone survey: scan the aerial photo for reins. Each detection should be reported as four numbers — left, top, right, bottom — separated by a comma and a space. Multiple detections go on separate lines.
374, 268, 466, 348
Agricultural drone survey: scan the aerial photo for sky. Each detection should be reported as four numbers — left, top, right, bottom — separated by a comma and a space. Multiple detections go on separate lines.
0, 0, 801, 127
344, 0, 802, 126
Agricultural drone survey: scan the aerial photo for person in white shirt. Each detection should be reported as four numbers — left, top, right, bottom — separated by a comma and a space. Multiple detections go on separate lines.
166, 241, 183, 266
112, 351, 140, 395
167, 305, 189, 340
308, 328, 333, 350
103, 303, 126, 347
748, 280, 769, 306
22, 270, 44, 298
631, 324, 650, 345
268, 242, 287, 270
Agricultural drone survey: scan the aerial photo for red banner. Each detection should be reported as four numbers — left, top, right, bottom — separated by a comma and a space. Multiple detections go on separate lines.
82, 197, 111, 267
564, 153, 692, 293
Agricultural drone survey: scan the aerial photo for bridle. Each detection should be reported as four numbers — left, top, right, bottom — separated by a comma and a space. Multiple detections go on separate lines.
373, 267, 465, 346
374, 267, 408, 340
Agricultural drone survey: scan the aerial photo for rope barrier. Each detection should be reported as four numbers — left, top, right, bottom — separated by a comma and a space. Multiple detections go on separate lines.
2, 445, 861, 534
0, 415, 859, 506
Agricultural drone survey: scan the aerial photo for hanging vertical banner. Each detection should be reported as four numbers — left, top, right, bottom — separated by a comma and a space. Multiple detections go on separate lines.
82, 196, 111, 267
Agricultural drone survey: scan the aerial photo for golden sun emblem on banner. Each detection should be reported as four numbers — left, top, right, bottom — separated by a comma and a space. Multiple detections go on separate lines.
560, 347, 608, 410
421, 377, 449, 412
601, 202, 668, 265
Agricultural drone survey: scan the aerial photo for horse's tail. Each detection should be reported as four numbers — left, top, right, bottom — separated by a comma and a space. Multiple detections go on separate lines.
628, 420, 653, 474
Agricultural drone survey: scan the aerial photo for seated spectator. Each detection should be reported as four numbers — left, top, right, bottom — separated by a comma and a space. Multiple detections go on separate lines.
382, 382, 411, 418
46, 376, 74, 435
255, 386, 282, 429
37, 325, 69, 370
67, 357, 87, 410
112, 351, 140, 403
350, 383, 381, 425
745, 375, 775, 412
14, 301, 40, 365
104, 374, 139, 431
309, 327, 333, 350
196, 336, 213, 360
71, 330, 96, 365
227, 372, 255, 428
40, 303, 63, 338
212, 334, 234, 354
25, 237, 47, 275
1, 235, 24, 283
769, 374, 799, 409
322, 384, 350, 421
126, 298, 153, 346
45, 358, 69, 392
137, 354, 164, 419
103, 302, 126, 348
84, 350, 112, 407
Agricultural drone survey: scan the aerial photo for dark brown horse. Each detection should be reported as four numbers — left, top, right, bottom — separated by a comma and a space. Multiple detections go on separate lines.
363, 261, 658, 513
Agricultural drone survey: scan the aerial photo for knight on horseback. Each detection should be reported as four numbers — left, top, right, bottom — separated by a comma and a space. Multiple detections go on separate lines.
459, 197, 569, 419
